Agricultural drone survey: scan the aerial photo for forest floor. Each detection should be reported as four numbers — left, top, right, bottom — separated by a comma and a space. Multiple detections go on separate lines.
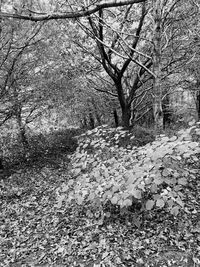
0, 126, 200, 267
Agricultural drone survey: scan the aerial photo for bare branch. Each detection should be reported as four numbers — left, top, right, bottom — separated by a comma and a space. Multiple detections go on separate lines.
0, 0, 146, 21
91, 86, 118, 97
90, 32, 155, 77
87, 77, 118, 97
108, 4, 133, 58
94, 12, 152, 60
134, 107, 152, 122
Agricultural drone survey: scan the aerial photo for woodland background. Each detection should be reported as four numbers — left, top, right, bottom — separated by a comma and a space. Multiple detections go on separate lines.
0, 1, 200, 266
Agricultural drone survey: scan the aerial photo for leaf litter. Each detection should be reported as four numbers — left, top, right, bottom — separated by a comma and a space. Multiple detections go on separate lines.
0, 124, 200, 266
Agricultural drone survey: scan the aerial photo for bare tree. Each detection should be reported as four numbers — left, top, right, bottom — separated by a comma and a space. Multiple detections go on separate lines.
70, 3, 153, 127
0, 17, 46, 154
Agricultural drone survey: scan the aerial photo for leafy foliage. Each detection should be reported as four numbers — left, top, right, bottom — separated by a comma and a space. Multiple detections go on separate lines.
57, 123, 200, 216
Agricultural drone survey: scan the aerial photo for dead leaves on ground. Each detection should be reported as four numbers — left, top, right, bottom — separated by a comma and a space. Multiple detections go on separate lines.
0, 124, 200, 266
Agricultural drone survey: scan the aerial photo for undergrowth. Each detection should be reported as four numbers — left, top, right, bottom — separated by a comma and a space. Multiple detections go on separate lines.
56, 123, 200, 221
1, 128, 80, 170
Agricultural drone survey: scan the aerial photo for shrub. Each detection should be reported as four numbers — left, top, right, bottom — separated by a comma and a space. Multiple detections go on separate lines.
56, 123, 200, 217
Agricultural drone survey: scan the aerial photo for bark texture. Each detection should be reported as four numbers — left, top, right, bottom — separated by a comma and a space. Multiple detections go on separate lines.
152, 0, 164, 134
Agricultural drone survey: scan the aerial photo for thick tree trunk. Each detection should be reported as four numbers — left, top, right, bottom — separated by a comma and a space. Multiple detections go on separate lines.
121, 105, 131, 128
114, 79, 132, 128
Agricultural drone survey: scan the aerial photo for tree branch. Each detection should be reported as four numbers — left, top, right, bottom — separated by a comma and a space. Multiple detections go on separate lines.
121, 2, 147, 75
0, 0, 146, 21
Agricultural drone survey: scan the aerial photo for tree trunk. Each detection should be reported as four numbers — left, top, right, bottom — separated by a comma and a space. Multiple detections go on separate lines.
20, 125, 29, 150
0, 158, 4, 170
130, 109, 135, 127
90, 98, 101, 126
162, 94, 172, 129
93, 108, 101, 126
152, 0, 164, 134
95, 112, 101, 126
89, 113, 95, 129
113, 109, 119, 127
196, 91, 200, 121
19, 124, 29, 150
114, 79, 131, 128
121, 105, 131, 128
16, 110, 29, 154
83, 116, 87, 128
153, 99, 163, 132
